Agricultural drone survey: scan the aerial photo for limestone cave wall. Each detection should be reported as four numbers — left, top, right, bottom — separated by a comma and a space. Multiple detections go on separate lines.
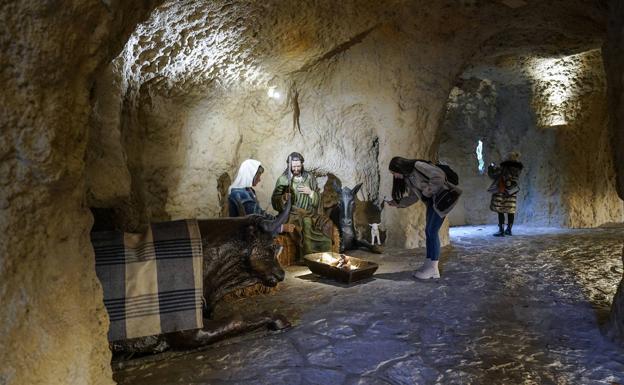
88, 0, 609, 247
605, 0, 624, 201
605, 0, 624, 345
0, 2, 162, 385
440, 50, 623, 228
89, 0, 494, 248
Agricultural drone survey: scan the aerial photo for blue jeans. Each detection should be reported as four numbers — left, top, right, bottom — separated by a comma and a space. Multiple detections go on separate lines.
425, 200, 444, 261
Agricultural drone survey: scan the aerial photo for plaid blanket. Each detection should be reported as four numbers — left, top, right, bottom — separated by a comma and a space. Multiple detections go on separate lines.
92, 219, 203, 341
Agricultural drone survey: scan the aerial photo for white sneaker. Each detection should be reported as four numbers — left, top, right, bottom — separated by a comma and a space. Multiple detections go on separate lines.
414, 259, 430, 273
413, 260, 440, 279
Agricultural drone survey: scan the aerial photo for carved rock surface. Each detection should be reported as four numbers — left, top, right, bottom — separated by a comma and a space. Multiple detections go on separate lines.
605, 0, 624, 344
440, 50, 623, 227
90, 0, 608, 247
0, 1, 162, 385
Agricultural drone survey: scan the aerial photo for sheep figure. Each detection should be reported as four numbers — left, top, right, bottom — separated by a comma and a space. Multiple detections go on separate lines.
369, 223, 381, 245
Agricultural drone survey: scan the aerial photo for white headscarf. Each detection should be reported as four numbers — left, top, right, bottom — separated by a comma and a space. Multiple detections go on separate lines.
228, 159, 262, 193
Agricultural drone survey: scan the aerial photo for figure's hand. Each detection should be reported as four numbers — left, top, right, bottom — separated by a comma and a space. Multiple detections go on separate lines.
281, 224, 295, 233
282, 193, 290, 203
297, 185, 313, 195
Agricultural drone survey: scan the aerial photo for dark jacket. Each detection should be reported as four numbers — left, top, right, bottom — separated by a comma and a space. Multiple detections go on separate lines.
488, 160, 523, 214
397, 161, 462, 217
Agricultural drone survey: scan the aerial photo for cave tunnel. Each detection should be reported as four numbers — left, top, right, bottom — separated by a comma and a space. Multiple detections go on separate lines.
439, 49, 624, 228
2, 0, 624, 384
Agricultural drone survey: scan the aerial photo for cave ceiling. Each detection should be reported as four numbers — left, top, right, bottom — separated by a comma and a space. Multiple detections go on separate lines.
117, 0, 607, 97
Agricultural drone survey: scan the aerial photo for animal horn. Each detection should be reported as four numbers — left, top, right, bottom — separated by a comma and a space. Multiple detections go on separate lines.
260, 195, 292, 234
352, 182, 363, 196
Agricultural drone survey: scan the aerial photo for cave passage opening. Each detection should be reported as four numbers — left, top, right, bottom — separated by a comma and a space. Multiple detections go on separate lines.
439, 48, 624, 229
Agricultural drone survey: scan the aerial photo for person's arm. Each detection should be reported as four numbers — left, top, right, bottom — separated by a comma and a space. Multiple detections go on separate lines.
271, 174, 288, 211
293, 174, 320, 208
385, 168, 423, 208
307, 174, 320, 208
230, 189, 272, 218
386, 188, 420, 208
396, 189, 420, 208
228, 194, 240, 217
245, 199, 276, 219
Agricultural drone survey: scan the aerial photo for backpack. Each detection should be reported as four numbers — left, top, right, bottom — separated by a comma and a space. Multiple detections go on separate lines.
416, 159, 459, 185
436, 164, 459, 186
434, 186, 462, 216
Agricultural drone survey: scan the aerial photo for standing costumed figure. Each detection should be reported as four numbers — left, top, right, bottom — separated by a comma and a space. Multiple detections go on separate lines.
487, 151, 524, 236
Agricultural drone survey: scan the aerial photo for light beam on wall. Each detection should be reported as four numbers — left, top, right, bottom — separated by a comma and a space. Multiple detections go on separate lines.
528, 54, 583, 127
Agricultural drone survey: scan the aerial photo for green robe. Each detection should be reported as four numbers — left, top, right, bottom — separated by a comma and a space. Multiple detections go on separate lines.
271, 172, 332, 257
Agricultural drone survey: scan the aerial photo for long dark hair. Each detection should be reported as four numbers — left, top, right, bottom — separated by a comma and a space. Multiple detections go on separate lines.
389, 157, 416, 202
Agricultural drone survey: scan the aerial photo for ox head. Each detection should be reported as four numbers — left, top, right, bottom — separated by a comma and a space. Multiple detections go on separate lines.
247, 242, 285, 287
245, 196, 292, 286
333, 182, 362, 228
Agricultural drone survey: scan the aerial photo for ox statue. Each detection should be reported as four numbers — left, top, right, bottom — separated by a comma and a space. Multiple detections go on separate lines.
110, 199, 292, 356
333, 182, 382, 254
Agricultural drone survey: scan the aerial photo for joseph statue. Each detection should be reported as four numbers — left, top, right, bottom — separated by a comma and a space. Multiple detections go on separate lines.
271, 152, 333, 257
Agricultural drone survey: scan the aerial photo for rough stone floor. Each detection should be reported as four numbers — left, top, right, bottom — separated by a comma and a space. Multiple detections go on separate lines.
115, 226, 624, 385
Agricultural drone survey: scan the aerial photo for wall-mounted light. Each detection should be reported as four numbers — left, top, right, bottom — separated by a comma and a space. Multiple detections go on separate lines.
267, 86, 281, 100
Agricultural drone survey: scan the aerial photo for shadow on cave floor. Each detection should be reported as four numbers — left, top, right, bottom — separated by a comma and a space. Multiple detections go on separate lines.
114, 225, 624, 385
296, 272, 377, 287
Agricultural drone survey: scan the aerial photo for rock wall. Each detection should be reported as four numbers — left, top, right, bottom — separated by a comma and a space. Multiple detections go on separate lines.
96, 0, 492, 247
0, 2, 161, 384
605, 0, 624, 200
87, 63, 132, 208
605, 0, 624, 345
89, 0, 608, 248
440, 50, 623, 228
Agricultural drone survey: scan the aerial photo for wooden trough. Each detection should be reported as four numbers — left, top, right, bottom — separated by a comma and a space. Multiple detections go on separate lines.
303, 252, 379, 284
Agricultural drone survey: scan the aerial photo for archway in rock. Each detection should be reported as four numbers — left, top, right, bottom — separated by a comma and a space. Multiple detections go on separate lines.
439, 49, 624, 228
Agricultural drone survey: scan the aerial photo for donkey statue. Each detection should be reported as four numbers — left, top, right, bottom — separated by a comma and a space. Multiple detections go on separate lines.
333, 182, 382, 253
